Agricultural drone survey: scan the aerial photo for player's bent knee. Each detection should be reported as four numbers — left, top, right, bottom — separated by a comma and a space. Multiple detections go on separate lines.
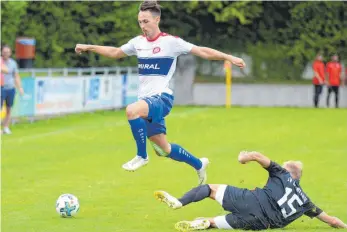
213, 184, 227, 206
125, 104, 138, 119
150, 141, 169, 157
126, 101, 149, 119
214, 215, 234, 230
208, 184, 219, 199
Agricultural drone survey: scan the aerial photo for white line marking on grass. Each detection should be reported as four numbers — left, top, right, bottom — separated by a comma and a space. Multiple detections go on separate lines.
4, 108, 208, 143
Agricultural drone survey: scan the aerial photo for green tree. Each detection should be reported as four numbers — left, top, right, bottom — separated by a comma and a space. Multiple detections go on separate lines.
1, 1, 28, 48
283, 2, 347, 65
246, 1, 347, 80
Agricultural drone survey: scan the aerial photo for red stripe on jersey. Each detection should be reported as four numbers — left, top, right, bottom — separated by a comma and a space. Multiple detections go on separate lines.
141, 32, 181, 42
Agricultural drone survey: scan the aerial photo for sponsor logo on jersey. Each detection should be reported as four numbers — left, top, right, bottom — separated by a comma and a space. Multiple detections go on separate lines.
138, 57, 174, 76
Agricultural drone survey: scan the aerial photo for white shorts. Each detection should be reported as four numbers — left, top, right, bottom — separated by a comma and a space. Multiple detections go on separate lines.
214, 185, 233, 229
215, 184, 227, 206
214, 215, 234, 229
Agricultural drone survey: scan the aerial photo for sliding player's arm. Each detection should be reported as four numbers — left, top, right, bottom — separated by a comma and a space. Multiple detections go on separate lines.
316, 212, 347, 228
190, 46, 246, 69
75, 44, 127, 59
304, 202, 347, 228
238, 151, 271, 168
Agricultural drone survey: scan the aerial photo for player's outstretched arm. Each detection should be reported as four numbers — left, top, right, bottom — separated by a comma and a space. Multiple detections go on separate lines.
75, 44, 127, 59
238, 151, 271, 168
317, 212, 347, 228
190, 46, 246, 69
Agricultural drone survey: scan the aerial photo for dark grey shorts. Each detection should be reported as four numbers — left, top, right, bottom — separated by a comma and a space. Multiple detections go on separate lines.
214, 185, 269, 230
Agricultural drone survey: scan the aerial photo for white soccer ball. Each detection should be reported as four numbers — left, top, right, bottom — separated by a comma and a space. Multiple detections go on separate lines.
56, 193, 80, 217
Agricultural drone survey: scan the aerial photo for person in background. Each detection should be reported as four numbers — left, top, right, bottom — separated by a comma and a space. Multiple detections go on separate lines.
312, 53, 325, 108
1, 45, 24, 134
326, 54, 342, 108
0, 52, 9, 135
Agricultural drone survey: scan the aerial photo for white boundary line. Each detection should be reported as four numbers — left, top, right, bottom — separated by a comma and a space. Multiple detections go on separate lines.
4, 108, 208, 143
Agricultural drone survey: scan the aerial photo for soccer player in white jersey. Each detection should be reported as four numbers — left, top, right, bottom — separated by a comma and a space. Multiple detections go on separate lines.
75, 1, 246, 185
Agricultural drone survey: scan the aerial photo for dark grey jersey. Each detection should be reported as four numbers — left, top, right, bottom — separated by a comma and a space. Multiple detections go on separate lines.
252, 161, 323, 229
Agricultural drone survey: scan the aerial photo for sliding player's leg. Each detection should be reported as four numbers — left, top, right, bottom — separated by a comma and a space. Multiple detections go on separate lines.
154, 184, 220, 209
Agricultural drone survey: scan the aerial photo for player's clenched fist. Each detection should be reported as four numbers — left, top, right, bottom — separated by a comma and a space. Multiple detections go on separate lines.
230, 56, 246, 69
75, 44, 89, 54
238, 151, 250, 164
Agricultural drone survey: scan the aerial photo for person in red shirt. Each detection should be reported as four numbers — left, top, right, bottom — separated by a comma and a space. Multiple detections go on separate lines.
326, 54, 342, 108
312, 54, 325, 108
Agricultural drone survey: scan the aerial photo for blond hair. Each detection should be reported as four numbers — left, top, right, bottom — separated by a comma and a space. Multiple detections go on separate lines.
283, 161, 303, 179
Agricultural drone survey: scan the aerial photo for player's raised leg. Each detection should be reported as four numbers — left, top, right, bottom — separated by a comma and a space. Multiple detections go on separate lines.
122, 100, 150, 171
149, 134, 209, 185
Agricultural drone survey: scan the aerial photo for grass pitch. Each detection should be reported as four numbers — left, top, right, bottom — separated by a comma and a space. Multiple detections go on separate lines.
2, 107, 346, 232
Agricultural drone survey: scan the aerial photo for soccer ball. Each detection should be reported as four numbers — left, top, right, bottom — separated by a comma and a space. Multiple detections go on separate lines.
56, 193, 80, 217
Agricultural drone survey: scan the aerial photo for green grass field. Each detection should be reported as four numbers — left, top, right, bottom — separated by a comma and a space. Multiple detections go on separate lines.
2, 107, 347, 232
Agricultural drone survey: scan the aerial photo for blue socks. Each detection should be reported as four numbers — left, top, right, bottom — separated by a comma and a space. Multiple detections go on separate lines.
128, 119, 201, 170
168, 143, 202, 170
128, 118, 147, 159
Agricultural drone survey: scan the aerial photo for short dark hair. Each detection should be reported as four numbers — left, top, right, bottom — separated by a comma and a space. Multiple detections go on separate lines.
1, 45, 11, 54
2, 44, 10, 50
139, 1, 161, 17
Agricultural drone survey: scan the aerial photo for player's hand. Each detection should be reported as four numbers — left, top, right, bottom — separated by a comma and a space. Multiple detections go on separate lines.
230, 56, 246, 69
18, 87, 24, 95
75, 44, 89, 54
238, 151, 250, 164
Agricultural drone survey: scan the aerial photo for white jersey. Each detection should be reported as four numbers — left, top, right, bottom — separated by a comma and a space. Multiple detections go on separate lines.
120, 32, 194, 99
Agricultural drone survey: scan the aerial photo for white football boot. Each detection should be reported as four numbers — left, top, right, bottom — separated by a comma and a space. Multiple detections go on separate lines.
154, 190, 183, 209
122, 156, 149, 171
197, 158, 209, 185
3, 127, 12, 135
175, 218, 211, 231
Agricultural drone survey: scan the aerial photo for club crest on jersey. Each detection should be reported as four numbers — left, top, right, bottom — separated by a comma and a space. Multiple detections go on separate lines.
153, 47, 161, 54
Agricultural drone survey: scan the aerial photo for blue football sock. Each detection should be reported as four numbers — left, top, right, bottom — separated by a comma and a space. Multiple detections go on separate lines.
128, 118, 147, 159
168, 143, 202, 170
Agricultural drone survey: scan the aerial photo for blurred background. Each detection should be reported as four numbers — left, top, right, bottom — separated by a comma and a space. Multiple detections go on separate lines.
1, 1, 347, 120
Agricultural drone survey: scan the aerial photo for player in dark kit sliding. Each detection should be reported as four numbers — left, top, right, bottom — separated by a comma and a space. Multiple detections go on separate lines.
154, 151, 347, 231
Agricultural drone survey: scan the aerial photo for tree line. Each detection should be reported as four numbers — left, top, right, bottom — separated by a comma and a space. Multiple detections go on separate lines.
1, 1, 346, 79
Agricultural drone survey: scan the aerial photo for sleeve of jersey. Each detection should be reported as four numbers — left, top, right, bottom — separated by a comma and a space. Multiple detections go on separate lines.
174, 37, 194, 55
265, 161, 287, 176
120, 37, 137, 56
304, 202, 323, 218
